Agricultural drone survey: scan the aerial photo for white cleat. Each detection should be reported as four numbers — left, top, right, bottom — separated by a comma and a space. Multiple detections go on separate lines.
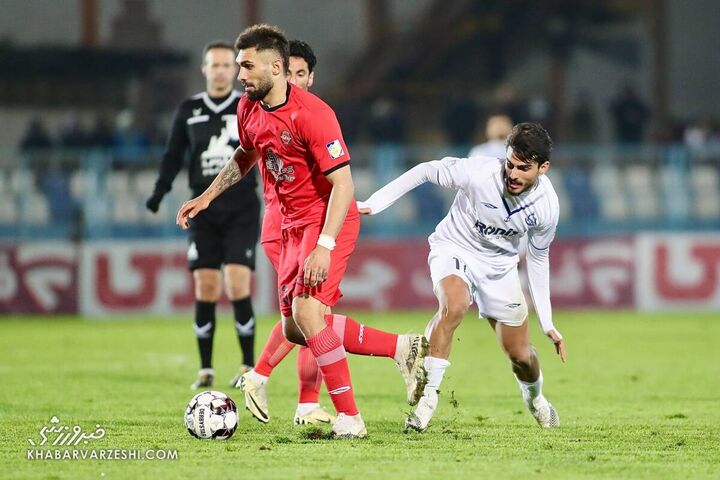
530, 395, 560, 428
332, 413, 367, 439
238, 372, 269, 424
395, 334, 430, 406
294, 405, 336, 425
405, 389, 439, 432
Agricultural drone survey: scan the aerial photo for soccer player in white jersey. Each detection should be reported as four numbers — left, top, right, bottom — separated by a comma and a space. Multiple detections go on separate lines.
358, 122, 566, 431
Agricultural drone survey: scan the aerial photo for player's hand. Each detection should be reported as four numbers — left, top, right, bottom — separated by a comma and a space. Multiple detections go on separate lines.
145, 192, 163, 213
547, 329, 566, 363
303, 246, 331, 287
176, 195, 210, 229
356, 201, 372, 215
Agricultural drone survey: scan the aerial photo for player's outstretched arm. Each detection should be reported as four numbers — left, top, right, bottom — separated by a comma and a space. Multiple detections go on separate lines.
176, 147, 258, 229
358, 157, 468, 215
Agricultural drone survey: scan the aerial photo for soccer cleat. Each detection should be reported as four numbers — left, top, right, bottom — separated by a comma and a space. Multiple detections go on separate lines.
238, 372, 270, 423
395, 334, 430, 406
529, 395, 560, 428
190, 368, 214, 390
228, 364, 252, 388
331, 413, 367, 439
293, 405, 336, 425
405, 389, 439, 432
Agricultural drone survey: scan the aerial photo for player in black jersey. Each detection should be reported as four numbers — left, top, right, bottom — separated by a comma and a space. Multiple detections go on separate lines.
146, 41, 260, 389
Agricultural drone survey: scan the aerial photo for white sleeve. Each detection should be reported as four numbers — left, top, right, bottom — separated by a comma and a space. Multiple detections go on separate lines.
526, 210, 559, 337
358, 157, 470, 215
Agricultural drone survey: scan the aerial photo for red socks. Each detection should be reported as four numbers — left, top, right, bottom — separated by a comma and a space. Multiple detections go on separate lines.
297, 346, 322, 403
253, 321, 295, 377
306, 326, 358, 416
326, 314, 398, 358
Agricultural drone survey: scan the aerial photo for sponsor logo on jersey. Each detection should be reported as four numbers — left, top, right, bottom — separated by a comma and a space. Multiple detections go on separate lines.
473, 220, 519, 237
280, 129, 292, 145
265, 150, 295, 182
326, 139, 344, 159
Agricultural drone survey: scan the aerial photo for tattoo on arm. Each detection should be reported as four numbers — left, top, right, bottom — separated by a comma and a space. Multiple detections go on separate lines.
213, 160, 242, 196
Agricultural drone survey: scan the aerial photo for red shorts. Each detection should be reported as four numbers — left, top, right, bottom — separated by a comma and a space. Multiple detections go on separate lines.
261, 238, 282, 273
277, 218, 359, 317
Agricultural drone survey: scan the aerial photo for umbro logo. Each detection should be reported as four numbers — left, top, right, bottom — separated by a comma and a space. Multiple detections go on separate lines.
328, 386, 351, 395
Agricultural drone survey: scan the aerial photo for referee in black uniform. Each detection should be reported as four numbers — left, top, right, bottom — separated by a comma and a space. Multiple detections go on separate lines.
146, 41, 259, 389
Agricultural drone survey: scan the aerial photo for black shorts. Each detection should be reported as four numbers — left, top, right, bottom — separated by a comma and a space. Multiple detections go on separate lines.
186, 206, 260, 271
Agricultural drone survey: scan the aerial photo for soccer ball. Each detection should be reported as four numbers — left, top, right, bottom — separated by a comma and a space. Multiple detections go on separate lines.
184, 390, 238, 440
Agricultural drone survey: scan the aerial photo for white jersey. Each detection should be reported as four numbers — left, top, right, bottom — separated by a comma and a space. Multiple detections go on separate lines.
428, 156, 559, 270
359, 155, 560, 335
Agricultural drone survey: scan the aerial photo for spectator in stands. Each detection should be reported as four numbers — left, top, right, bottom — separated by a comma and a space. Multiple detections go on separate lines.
567, 91, 598, 144
442, 93, 478, 147
20, 118, 53, 154
609, 82, 650, 144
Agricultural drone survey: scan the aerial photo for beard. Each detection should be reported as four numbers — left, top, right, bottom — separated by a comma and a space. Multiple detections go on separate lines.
244, 77, 273, 101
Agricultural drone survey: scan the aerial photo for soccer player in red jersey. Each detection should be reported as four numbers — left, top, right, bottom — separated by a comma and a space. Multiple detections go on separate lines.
177, 24, 428, 438
246, 40, 333, 426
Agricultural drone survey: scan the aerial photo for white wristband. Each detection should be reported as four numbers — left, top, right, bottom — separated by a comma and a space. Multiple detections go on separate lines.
317, 234, 336, 251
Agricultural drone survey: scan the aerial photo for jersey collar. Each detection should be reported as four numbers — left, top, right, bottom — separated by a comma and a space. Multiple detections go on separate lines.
202, 90, 240, 113
261, 83, 292, 112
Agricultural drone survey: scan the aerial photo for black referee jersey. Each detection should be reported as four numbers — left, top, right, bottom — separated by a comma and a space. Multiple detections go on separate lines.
153, 89, 258, 212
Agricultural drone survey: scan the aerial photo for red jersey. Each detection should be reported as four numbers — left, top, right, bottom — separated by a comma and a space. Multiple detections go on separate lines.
260, 181, 281, 243
236, 83, 359, 230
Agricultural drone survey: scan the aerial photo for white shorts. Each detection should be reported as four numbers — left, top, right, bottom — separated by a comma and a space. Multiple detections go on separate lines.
428, 244, 528, 326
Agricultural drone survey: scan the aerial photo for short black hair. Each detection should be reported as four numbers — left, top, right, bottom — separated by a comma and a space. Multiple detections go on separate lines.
234, 24, 289, 74
289, 40, 317, 73
201, 40, 235, 64
506, 122, 553, 164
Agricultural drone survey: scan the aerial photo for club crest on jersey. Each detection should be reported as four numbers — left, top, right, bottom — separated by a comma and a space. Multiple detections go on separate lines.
265, 150, 295, 182
280, 129, 293, 145
326, 139, 344, 159
525, 213, 538, 226
192, 108, 202, 117
474, 220, 519, 238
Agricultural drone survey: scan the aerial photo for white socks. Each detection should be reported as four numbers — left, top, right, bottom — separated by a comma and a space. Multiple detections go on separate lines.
424, 356, 451, 394
516, 371, 544, 409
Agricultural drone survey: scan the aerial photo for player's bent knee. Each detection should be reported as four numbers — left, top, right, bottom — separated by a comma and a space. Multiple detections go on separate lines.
282, 318, 306, 345
441, 301, 469, 326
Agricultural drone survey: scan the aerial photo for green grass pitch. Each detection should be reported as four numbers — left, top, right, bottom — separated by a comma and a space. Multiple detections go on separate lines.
1, 311, 718, 479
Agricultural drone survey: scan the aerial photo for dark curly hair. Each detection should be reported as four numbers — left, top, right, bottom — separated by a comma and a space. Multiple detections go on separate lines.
234, 24, 289, 74
506, 122, 553, 164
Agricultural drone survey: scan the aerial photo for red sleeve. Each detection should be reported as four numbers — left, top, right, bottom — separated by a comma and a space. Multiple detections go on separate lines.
236, 97, 254, 152
301, 103, 351, 175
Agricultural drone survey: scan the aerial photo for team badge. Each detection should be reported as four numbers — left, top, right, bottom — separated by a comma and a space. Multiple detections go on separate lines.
326, 139, 344, 159
280, 130, 292, 145
192, 108, 202, 117
525, 213, 537, 226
